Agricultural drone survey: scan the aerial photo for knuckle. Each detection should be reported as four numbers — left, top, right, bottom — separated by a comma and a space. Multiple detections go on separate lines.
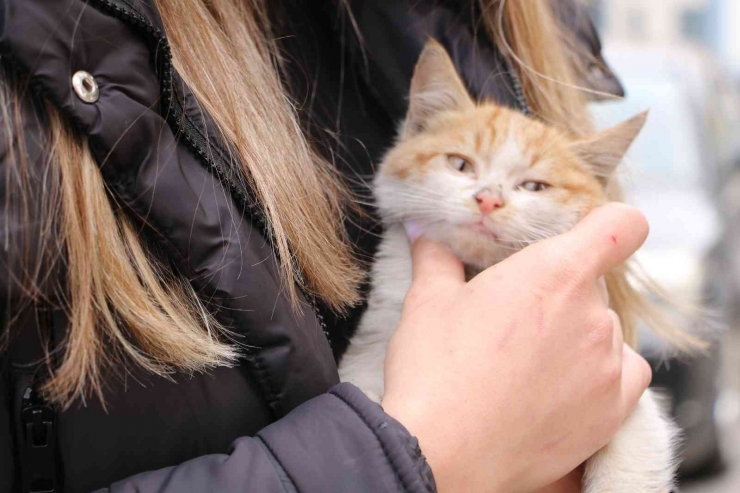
639, 357, 653, 386
590, 359, 622, 409
602, 359, 623, 390
586, 312, 615, 349
626, 347, 653, 388
601, 412, 624, 440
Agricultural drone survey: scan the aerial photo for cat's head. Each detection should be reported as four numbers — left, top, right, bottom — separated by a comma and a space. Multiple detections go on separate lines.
374, 41, 647, 269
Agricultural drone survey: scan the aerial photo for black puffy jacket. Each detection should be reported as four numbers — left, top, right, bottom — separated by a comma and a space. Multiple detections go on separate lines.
0, 1, 621, 492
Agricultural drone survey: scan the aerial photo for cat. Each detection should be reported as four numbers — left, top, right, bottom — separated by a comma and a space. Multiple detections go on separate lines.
339, 41, 679, 493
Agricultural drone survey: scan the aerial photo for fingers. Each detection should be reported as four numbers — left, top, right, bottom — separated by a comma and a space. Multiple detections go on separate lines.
535, 467, 584, 493
619, 345, 653, 416
609, 309, 623, 350
561, 203, 649, 280
410, 237, 466, 286
609, 309, 649, 418
597, 277, 610, 306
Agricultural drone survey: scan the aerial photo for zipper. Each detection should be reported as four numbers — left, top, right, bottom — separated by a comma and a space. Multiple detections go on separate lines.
18, 384, 59, 493
10, 307, 62, 492
88, 0, 331, 343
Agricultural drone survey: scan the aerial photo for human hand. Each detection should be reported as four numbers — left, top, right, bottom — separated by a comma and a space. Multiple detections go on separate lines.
536, 467, 583, 493
381, 203, 652, 493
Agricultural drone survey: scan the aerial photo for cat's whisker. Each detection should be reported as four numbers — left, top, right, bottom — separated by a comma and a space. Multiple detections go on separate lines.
387, 179, 446, 192
384, 191, 445, 202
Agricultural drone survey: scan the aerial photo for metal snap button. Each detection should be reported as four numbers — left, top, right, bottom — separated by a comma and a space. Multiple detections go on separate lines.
72, 70, 99, 103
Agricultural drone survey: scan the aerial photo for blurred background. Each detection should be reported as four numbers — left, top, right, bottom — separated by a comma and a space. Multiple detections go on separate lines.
585, 0, 740, 490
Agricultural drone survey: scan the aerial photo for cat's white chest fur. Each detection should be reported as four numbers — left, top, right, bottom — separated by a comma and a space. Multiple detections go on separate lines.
339, 224, 679, 493
339, 224, 412, 403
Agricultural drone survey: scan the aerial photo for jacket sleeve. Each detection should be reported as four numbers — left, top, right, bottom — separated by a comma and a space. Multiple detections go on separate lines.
95, 384, 436, 493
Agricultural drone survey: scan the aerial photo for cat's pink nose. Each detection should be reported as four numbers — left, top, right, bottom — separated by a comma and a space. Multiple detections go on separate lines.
475, 191, 503, 214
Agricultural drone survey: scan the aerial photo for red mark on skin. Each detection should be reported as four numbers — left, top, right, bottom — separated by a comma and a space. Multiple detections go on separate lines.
497, 321, 516, 351
611, 235, 618, 244
541, 431, 571, 453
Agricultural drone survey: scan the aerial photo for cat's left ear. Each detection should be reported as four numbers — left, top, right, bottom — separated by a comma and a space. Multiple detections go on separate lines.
402, 40, 475, 139
570, 111, 648, 182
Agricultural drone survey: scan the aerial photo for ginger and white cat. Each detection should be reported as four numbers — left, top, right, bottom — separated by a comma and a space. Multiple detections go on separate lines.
339, 42, 679, 493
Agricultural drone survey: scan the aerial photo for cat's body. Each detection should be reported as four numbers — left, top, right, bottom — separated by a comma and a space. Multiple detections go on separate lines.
339, 42, 680, 493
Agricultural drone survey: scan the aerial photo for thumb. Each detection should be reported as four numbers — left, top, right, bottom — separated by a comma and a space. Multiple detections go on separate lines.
562, 203, 649, 280
409, 235, 465, 286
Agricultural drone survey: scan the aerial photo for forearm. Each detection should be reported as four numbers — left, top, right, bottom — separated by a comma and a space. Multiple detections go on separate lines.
97, 384, 436, 493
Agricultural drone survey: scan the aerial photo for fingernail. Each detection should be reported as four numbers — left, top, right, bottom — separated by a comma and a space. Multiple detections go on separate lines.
404, 220, 423, 242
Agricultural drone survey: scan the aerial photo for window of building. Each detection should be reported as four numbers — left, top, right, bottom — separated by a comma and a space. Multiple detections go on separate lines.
627, 8, 646, 40
681, 8, 707, 42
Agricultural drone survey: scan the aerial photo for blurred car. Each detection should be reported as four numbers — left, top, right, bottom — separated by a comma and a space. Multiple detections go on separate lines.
591, 41, 738, 476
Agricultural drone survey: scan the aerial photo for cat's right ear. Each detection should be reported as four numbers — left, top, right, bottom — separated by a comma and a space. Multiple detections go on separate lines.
402, 40, 475, 139
570, 111, 649, 182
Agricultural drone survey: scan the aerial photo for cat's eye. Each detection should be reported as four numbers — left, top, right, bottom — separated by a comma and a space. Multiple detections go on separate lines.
448, 155, 474, 174
519, 181, 550, 192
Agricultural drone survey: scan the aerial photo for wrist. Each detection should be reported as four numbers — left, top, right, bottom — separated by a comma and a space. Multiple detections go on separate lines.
382, 394, 470, 493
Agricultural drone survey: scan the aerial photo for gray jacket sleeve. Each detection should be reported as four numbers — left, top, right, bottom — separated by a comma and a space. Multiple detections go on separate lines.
95, 384, 436, 493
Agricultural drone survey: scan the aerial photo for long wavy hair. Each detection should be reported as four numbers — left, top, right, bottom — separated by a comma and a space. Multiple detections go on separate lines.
1, 0, 699, 409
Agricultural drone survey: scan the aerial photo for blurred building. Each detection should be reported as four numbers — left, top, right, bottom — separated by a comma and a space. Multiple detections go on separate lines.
708, 0, 740, 78
586, 1, 740, 490
594, 0, 708, 43
590, 0, 740, 78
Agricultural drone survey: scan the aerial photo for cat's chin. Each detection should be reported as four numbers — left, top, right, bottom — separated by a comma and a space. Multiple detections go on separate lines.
424, 223, 518, 270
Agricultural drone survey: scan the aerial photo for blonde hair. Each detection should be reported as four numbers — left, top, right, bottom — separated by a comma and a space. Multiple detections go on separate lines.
2, 0, 361, 408
155, 0, 362, 311
478, 0, 593, 136
1, 81, 240, 408
52, 109, 243, 407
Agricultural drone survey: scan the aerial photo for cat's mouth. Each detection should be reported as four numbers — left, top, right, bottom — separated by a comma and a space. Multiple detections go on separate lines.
469, 220, 499, 241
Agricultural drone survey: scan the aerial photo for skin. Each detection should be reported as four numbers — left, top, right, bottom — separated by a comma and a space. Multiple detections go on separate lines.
539, 467, 585, 493
381, 203, 653, 493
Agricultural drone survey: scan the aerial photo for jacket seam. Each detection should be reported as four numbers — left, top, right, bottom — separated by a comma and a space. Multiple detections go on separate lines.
96, 0, 330, 415
256, 436, 300, 493
330, 392, 409, 493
